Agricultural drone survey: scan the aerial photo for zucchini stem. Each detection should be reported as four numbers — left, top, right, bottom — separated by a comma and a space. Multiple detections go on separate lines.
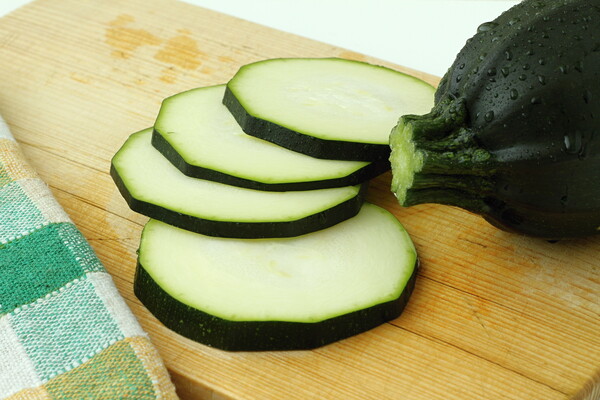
389, 97, 497, 207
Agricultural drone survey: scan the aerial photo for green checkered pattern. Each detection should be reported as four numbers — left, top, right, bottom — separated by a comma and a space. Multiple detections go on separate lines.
0, 121, 178, 399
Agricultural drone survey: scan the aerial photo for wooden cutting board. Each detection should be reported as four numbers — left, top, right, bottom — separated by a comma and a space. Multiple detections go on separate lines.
0, 0, 598, 399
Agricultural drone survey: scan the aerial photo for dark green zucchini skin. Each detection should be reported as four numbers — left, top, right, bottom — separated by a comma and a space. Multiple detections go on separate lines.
223, 86, 390, 162
151, 128, 391, 191
392, 0, 600, 238
110, 164, 367, 239
134, 260, 417, 351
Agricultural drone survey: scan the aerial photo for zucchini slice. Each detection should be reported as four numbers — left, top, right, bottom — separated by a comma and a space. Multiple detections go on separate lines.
224, 58, 435, 161
153, 85, 389, 191
111, 129, 365, 238
135, 203, 418, 351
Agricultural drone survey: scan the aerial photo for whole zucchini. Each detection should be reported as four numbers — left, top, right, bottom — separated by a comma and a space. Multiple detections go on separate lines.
390, 0, 600, 238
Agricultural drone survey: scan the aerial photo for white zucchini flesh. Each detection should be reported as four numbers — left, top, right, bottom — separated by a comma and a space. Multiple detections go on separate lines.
111, 129, 361, 223
154, 85, 371, 184
227, 58, 435, 144
138, 203, 417, 323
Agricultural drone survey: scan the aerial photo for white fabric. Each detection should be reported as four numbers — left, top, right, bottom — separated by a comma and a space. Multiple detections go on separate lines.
0, 315, 41, 398
19, 178, 71, 224
0, 116, 14, 141
90, 273, 146, 339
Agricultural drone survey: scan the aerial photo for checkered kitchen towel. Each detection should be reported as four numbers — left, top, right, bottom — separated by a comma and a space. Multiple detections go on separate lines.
0, 118, 178, 399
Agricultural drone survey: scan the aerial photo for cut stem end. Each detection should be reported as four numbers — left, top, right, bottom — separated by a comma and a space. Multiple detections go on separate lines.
389, 117, 424, 205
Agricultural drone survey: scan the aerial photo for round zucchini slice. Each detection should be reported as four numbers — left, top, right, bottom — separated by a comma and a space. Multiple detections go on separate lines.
224, 58, 435, 161
135, 203, 418, 351
110, 129, 365, 238
153, 85, 389, 191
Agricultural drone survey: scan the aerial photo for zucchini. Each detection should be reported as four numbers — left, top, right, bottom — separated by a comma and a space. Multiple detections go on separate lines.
153, 85, 389, 191
224, 58, 434, 161
390, 0, 600, 238
110, 129, 365, 238
134, 203, 418, 351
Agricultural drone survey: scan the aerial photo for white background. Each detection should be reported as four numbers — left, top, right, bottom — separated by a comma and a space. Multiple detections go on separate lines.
0, 0, 519, 77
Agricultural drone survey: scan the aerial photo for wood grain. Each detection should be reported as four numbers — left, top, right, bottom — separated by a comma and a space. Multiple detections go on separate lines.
0, 0, 598, 399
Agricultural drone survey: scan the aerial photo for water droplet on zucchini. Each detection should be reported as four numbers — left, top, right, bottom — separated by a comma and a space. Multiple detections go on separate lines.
583, 90, 592, 104
563, 131, 584, 154
478, 22, 499, 33
508, 18, 520, 26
